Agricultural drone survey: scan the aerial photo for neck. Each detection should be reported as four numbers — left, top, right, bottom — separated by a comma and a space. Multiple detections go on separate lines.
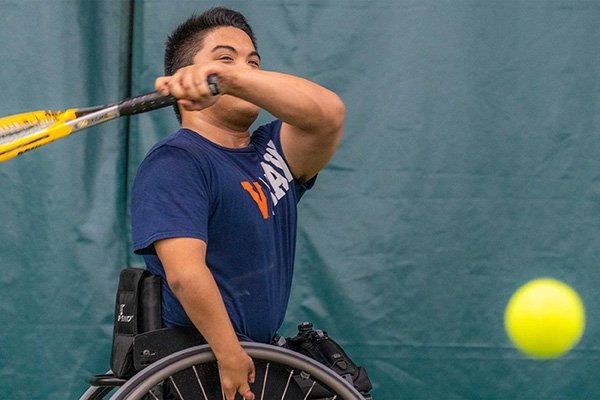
181, 110, 253, 148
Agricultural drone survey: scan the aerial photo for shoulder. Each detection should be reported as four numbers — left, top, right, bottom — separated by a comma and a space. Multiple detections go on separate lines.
134, 130, 213, 194
139, 129, 209, 172
145, 129, 196, 159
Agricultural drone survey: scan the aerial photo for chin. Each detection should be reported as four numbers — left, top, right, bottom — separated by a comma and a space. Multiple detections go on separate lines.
223, 97, 260, 122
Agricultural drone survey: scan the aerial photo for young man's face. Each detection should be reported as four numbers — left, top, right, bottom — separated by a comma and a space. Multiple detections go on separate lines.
191, 26, 262, 124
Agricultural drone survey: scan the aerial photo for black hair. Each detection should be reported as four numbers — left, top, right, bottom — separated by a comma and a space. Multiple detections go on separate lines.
164, 7, 257, 122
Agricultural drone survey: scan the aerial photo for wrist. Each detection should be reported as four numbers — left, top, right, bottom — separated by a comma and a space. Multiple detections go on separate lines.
216, 66, 251, 97
213, 342, 245, 364
205, 329, 243, 358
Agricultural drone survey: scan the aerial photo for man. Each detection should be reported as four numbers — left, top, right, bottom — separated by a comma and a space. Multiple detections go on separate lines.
131, 7, 344, 400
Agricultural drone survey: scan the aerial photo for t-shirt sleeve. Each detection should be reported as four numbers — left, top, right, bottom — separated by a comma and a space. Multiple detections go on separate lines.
254, 120, 317, 199
131, 145, 210, 255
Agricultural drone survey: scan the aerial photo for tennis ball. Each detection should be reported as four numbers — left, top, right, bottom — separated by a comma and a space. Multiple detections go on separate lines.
504, 278, 585, 359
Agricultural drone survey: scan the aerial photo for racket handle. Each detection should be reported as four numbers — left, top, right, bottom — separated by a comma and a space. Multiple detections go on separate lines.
207, 74, 220, 96
118, 92, 177, 116
118, 74, 220, 116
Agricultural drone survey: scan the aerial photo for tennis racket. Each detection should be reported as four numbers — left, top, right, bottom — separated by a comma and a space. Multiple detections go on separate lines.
0, 75, 219, 163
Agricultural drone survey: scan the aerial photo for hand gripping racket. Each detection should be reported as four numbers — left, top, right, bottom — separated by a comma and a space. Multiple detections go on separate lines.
0, 75, 219, 163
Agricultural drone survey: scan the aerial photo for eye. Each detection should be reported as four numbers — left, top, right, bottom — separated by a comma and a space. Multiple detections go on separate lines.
218, 55, 234, 63
248, 59, 260, 68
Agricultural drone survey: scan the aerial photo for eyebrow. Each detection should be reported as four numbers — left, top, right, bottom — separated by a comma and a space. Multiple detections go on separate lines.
211, 45, 261, 60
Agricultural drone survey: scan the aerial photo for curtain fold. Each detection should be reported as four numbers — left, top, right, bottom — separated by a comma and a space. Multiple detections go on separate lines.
0, 1, 133, 398
1, 1, 599, 398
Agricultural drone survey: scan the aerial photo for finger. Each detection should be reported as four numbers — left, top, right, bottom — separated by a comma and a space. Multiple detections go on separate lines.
240, 386, 255, 400
192, 73, 213, 96
167, 75, 186, 99
179, 71, 202, 99
222, 385, 236, 400
154, 77, 171, 95
248, 364, 256, 384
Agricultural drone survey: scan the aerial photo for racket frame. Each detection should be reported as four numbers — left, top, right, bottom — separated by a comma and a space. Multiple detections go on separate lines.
0, 74, 218, 163
0, 105, 120, 162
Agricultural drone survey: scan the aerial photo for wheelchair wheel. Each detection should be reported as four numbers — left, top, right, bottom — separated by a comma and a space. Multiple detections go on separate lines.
106, 342, 367, 400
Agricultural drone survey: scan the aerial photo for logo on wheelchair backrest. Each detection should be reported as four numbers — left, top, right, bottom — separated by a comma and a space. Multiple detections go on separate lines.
117, 304, 134, 323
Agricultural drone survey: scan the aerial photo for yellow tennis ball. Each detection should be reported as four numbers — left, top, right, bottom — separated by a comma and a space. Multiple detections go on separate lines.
504, 278, 585, 359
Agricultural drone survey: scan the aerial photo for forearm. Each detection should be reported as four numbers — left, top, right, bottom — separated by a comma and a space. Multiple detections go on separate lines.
220, 69, 345, 134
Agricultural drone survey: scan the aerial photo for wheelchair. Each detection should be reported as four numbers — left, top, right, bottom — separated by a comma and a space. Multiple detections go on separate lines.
79, 327, 371, 400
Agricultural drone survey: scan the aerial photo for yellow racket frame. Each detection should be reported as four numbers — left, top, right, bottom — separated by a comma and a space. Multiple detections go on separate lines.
0, 109, 78, 162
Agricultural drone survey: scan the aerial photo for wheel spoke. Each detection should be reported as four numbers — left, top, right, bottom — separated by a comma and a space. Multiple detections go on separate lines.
260, 362, 270, 400
280, 369, 294, 399
303, 381, 316, 400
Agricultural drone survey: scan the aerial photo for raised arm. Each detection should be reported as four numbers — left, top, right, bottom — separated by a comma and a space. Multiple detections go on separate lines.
218, 70, 345, 182
157, 66, 345, 183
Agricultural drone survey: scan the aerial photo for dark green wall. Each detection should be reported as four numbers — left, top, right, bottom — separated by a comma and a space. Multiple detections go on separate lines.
1, 1, 599, 398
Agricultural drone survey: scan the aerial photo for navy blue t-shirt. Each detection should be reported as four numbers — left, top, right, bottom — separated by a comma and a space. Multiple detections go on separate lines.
131, 120, 312, 343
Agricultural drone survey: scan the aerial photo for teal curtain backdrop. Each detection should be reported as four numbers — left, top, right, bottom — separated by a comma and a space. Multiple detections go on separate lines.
1, 1, 599, 399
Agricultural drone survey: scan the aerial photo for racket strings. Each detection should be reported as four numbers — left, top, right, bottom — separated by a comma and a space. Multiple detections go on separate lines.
0, 113, 62, 145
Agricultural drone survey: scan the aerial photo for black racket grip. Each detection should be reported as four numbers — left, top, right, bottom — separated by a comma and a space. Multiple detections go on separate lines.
118, 92, 177, 116
207, 74, 220, 95
118, 74, 220, 116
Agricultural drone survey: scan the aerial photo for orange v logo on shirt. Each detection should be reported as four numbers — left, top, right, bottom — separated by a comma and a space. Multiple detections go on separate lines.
241, 181, 269, 220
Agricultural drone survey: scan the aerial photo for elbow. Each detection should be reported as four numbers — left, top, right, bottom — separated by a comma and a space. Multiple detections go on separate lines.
165, 271, 185, 295
328, 93, 346, 133
313, 93, 344, 138
163, 265, 196, 296
297, 91, 345, 137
